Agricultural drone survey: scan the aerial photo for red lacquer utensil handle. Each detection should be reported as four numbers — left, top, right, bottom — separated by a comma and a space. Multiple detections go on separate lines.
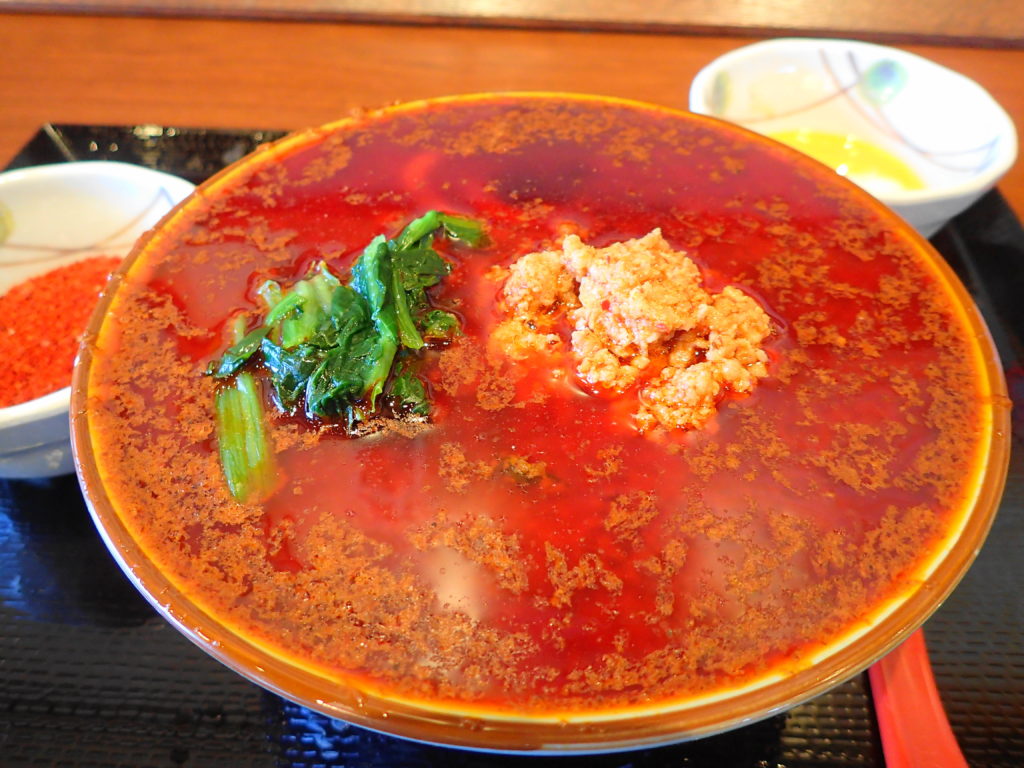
868, 629, 969, 768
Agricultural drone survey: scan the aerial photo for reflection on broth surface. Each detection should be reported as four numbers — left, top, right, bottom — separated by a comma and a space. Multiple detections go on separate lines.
85, 96, 990, 716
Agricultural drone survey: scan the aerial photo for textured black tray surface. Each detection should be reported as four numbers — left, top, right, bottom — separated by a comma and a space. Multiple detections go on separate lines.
1, 124, 1021, 767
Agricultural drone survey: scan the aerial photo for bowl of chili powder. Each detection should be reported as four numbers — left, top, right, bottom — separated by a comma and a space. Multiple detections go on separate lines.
0, 161, 194, 478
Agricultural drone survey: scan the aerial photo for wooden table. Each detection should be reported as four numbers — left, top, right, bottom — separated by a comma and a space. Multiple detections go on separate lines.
0, 11, 1022, 217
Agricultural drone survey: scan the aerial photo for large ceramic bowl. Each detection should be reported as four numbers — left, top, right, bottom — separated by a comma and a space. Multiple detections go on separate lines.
71, 93, 1010, 752
0, 161, 194, 478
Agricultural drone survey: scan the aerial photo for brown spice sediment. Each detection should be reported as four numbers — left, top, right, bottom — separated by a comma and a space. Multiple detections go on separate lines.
408, 511, 530, 594
544, 543, 624, 608
605, 491, 659, 545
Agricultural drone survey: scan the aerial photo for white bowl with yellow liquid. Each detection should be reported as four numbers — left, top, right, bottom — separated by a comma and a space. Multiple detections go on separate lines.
689, 38, 1018, 237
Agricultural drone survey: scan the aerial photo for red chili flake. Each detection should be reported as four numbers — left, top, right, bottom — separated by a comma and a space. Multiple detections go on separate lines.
0, 255, 120, 408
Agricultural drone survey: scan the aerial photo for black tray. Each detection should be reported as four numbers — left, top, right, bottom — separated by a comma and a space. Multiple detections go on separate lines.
2, 123, 1022, 768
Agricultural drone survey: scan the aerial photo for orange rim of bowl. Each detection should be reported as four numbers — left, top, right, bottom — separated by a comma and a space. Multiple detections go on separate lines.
70, 92, 1011, 753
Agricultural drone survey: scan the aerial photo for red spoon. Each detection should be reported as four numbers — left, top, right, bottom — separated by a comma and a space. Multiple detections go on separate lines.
868, 629, 969, 768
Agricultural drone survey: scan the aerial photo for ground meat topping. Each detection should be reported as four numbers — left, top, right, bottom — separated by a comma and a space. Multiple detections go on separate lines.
492, 229, 773, 431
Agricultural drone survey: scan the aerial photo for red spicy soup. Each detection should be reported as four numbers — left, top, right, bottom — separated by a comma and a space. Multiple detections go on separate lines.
83, 96, 995, 716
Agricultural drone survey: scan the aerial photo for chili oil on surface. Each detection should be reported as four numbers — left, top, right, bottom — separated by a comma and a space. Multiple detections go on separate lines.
84, 97, 988, 716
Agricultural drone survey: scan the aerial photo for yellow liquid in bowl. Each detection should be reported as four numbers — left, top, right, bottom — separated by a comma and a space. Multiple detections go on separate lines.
769, 130, 925, 193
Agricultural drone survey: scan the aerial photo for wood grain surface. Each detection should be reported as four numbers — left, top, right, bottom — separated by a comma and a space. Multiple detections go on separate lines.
2, 0, 1023, 46
0, 13, 1021, 217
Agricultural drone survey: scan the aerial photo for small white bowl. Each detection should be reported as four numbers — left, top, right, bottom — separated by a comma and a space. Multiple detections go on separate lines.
0, 161, 194, 478
689, 38, 1018, 237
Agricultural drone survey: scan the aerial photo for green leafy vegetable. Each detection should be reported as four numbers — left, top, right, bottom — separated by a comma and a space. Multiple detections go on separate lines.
395, 210, 441, 251
280, 264, 341, 348
350, 236, 399, 408
393, 247, 452, 298
328, 284, 372, 346
420, 309, 461, 342
215, 371, 277, 503
261, 340, 325, 411
305, 344, 362, 419
208, 325, 270, 378
392, 268, 425, 350
389, 360, 431, 416
390, 240, 455, 349
208, 209, 484, 499
438, 212, 486, 246
256, 278, 283, 307
263, 291, 302, 328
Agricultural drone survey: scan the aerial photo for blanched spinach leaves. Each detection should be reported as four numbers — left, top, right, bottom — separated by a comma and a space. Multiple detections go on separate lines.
210, 209, 481, 430
209, 210, 482, 501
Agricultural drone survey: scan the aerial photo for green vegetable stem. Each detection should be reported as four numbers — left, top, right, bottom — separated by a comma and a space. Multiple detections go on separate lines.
214, 371, 278, 503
